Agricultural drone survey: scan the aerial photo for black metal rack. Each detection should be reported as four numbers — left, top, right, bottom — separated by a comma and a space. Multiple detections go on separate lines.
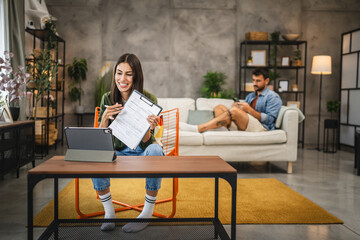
239, 40, 307, 148
25, 28, 66, 156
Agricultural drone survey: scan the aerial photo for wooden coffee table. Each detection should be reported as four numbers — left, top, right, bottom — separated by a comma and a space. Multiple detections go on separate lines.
28, 155, 237, 239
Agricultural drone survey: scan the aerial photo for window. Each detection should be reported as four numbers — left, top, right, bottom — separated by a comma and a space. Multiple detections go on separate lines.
0, 0, 8, 55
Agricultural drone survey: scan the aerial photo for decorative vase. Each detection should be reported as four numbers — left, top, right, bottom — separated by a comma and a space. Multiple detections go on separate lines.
9, 107, 20, 121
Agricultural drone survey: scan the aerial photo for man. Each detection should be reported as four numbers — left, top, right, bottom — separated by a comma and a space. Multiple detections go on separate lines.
180, 68, 282, 132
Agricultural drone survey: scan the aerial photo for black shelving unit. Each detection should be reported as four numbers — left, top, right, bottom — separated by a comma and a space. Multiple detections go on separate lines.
239, 40, 307, 148
25, 28, 66, 155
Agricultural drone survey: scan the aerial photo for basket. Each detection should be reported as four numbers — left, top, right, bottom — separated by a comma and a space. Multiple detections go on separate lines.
245, 32, 268, 41
33, 107, 53, 118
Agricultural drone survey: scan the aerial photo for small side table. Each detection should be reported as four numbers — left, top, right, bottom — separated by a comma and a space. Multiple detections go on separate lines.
74, 112, 94, 127
323, 119, 338, 153
355, 130, 360, 176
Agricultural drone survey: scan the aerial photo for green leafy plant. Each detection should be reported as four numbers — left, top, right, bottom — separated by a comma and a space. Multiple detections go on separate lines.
269, 31, 281, 85
269, 69, 280, 86
200, 71, 235, 99
294, 49, 302, 60
326, 100, 340, 119
200, 71, 226, 98
26, 49, 58, 120
67, 58, 88, 106
43, 17, 58, 50
219, 88, 236, 99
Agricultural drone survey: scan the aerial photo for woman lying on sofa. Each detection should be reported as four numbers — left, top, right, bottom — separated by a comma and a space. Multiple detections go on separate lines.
180, 68, 282, 133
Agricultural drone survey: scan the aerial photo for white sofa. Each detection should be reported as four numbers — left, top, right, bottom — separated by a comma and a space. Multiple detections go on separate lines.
158, 98, 299, 173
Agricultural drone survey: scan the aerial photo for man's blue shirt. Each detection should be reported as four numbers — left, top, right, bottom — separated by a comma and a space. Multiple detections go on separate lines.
245, 87, 282, 130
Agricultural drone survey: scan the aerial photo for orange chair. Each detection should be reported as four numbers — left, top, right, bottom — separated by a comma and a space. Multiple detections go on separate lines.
74, 107, 179, 219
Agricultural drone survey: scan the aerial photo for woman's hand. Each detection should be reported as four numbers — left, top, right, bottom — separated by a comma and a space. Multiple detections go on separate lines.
99, 103, 123, 128
147, 114, 159, 130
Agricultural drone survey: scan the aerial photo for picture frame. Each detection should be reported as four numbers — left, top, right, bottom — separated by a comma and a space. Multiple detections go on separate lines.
251, 50, 266, 66
278, 80, 289, 91
281, 56, 290, 66
287, 101, 300, 109
0, 101, 13, 123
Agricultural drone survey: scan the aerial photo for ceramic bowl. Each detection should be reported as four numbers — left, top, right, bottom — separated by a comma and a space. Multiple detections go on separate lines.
282, 34, 300, 41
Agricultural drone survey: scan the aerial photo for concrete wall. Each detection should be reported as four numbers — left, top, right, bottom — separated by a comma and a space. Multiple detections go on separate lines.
26, 0, 360, 146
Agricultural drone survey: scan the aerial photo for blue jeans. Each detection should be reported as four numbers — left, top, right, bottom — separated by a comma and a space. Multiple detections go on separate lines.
92, 144, 164, 191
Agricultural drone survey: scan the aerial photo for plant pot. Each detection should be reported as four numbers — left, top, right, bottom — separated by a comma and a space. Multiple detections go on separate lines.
293, 60, 302, 67
76, 105, 84, 114
9, 107, 20, 121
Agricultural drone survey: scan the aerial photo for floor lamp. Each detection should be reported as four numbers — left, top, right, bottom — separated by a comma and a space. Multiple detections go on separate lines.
311, 55, 332, 151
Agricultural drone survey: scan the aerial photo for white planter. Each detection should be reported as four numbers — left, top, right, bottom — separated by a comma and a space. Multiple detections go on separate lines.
76, 105, 84, 114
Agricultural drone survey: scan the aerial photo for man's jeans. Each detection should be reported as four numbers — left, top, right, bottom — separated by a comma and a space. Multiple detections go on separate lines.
92, 144, 164, 191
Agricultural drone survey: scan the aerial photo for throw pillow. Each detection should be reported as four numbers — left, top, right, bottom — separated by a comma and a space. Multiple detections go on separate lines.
187, 110, 214, 125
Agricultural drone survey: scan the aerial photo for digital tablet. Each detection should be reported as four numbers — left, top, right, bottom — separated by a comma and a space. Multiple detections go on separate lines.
64, 127, 116, 162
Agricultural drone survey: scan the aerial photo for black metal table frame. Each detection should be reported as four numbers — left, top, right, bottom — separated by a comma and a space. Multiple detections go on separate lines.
28, 172, 237, 240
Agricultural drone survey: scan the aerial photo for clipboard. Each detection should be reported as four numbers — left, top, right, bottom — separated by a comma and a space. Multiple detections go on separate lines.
109, 90, 162, 150
64, 127, 116, 162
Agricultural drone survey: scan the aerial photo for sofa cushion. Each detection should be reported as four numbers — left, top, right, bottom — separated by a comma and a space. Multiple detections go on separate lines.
202, 130, 287, 145
158, 98, 195, 123
179, 131, 203, 146
196, 98, 235, 110
187, 110, 214, 125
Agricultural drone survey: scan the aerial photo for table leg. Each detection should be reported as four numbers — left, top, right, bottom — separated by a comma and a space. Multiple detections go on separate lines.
214, 177, 219, 239
28, 175, 46, 240
221, 173, 237, 240
27, 175, 34, 240
54, 178, 59, 240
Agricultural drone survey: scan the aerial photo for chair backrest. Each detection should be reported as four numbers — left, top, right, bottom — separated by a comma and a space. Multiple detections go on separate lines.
160, 108, 179, 156
94, 107, 100, 128
93, 106, 179, 156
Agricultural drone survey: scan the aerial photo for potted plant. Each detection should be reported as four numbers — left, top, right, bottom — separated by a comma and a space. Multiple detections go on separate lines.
67, 58, 88, 113
0, 51, 30, 121
268, 69, 280, 91
326, 100, 340, 120
200, 71, 236, 99
26, 48, 58, 122
324, 100, 340, 153
293, 49, 302, 67
42, 17, 58, 50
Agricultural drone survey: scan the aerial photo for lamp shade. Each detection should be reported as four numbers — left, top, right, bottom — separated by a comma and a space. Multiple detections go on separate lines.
311, 55, 332, 75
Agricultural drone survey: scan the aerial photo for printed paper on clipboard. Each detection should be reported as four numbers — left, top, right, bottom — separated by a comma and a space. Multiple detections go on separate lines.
108, 90, 163, 150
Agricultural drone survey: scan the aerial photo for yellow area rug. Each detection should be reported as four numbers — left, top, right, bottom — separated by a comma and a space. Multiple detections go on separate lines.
34, 178, 342, 226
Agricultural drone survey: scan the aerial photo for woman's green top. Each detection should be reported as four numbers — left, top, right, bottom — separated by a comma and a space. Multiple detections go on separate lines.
98, 90, 157, 151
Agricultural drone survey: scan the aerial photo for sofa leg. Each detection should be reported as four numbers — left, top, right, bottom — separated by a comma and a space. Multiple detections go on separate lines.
287, 162, 293, 174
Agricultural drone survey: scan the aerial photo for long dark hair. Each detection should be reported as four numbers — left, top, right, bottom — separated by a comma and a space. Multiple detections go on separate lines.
110, 53, 144, 105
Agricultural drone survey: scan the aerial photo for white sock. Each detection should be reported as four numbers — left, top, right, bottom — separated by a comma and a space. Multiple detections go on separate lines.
99, 192, 116, 231
122, 193, 157, 233
179, 122, 199, 132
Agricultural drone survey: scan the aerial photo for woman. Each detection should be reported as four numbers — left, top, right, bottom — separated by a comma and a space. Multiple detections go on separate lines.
92, 53, 164, 233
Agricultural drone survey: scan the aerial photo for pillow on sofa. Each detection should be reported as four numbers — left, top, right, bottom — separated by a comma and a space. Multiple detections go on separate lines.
187, 110, 214, 125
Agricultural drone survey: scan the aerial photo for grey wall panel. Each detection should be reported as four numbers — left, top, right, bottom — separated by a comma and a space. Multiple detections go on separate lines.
352, 30, 360, 52
340, 125, 354, 146
342, 54, 358, 89
340, 90, 348, 124
343, 33, 350, 54
349, 90, 360, 125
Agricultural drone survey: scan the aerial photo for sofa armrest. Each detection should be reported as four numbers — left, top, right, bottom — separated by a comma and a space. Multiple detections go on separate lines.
280, 109, 299, 146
